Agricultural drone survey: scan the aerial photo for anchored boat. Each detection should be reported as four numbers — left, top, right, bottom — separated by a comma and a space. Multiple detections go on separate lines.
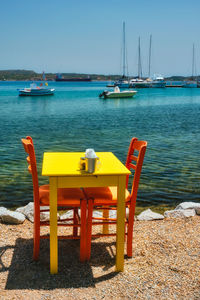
19, 83, 55, 96
18, 72, 55, 96
99, 86, 137, 99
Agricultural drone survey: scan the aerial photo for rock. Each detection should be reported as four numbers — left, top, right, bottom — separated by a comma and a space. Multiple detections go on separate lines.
16, 202, 34, 222
16, 202, 59, 223
164, 209, 196, 219
175, 202, 200, 210
92, 210, 103, 218
137, 209, 164, 221
0, 209, 25, 224
0, 207, 9, 217
109, 210, 117, 218
40, 211, 59, 222
91, 208, 132, 220
195, 208, 200, 215
60, 210, 74, 221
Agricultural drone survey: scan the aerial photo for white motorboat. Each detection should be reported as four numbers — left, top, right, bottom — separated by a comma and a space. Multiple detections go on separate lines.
99, 86, 137, 99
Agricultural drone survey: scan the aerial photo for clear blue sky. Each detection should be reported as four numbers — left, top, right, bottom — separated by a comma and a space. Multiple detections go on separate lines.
1, 0, 200, 76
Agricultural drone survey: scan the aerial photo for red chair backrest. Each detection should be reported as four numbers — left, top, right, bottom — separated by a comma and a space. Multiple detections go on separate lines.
125, 137, 147, 204
21, 136, 40, 205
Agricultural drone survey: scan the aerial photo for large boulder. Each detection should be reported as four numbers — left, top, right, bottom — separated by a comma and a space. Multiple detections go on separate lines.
137, 209, 164, 221
0, 207, 25, 224
164, 209, 196, 219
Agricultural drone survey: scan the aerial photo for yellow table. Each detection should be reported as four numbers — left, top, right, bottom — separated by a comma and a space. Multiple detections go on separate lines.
42, 152, 131, 274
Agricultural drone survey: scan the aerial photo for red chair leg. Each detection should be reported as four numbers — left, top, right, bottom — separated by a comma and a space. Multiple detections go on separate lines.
86, 199, 93, 261
73, 208, 78, 237
80, 199, 87, 262
33, 209, 40, 260
127, 203, 136, 257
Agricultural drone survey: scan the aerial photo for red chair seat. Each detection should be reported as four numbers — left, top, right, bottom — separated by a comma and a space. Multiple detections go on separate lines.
39, 185, 84, 206
84, 186, 131, 205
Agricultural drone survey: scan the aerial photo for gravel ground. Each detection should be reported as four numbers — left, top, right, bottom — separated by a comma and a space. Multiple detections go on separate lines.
0, 216, 200, 299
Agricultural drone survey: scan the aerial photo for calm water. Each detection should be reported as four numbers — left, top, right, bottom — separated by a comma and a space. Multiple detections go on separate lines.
0, 81, 200, 208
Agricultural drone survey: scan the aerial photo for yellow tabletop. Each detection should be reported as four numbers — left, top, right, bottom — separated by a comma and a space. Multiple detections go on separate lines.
42, 152, 131, 176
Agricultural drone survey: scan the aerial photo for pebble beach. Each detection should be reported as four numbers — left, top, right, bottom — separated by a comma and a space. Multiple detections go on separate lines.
0, 214, 200, 299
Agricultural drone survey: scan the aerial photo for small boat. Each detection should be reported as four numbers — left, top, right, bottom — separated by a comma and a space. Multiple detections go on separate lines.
18, 72, 55, 96
99, 86, 137, 99
114, 77, 130, 88
19, 83, 55, 96
151, 75, 166, 88
129, 78, 151, 88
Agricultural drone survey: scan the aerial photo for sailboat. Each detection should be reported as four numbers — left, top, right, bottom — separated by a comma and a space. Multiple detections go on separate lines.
113, 22, 130, 88
130, 35, 165, 88
183, 43, 197, 88
148, 35, 165, 88
18, 72, 55, 96
129, 37, 151, 88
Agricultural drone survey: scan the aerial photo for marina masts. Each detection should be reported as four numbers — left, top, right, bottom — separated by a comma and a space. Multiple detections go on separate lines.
192, 43, 195, 80
148, 35, 152, 78
122, 21, 126, 77
138, 37, 142, 78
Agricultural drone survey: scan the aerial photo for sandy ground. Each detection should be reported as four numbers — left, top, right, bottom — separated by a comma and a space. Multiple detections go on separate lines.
0, 216, 200, 300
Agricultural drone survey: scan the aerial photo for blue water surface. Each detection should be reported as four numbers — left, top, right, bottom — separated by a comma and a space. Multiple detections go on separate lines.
0, 81, 200, 208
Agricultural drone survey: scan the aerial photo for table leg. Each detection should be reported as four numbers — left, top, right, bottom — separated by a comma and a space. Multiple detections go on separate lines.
49, 177, 58, 274
116, 175, 126, 272
103, 207, 109, 234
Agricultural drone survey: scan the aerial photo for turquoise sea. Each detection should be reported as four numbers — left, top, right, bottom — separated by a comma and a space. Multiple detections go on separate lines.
0, 81, 200, 210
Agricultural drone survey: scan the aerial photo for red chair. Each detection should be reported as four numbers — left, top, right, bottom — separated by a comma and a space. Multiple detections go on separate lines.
21, 136, 87, 262
84, 138, 147, 259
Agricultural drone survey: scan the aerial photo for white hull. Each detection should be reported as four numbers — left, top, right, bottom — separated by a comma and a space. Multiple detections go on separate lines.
19, 88, 55, 96
100, 90, 137, 99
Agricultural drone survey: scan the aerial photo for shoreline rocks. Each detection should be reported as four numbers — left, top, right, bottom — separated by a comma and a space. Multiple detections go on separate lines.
0, 207, 25, 224
137, 208, 164, 221
16, 202, 59, 222
164, 208, 196, 219
175, 202, 200, 210
0, 201, 200, 225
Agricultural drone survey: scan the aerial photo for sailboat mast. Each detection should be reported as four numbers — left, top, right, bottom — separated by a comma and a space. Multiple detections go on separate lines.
148, 35, 152, 78
138, 37, 142, 78
192, 43, 195, 80
122, 21, 126, 77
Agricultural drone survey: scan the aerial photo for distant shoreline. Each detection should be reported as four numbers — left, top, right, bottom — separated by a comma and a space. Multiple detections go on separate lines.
0, 70, 199, 82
